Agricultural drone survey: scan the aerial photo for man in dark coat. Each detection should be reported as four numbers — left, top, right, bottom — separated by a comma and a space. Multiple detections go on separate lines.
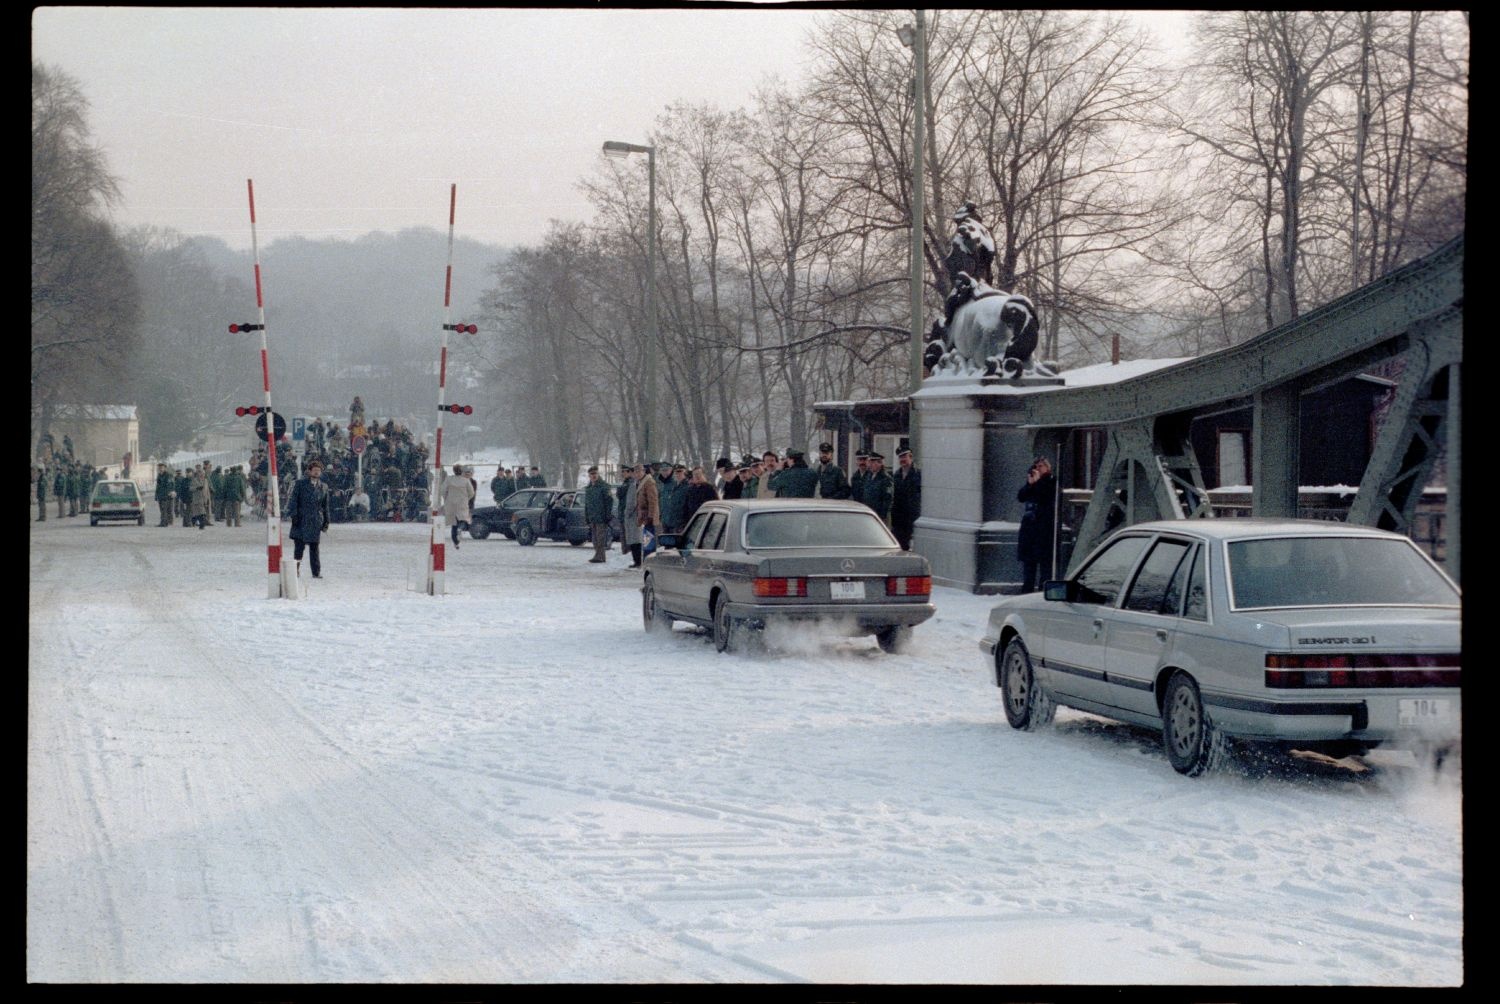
177, 469, 193, 527
849, 451, 870, 504
682, 467, 718, 526
858, 452, 894, 525
36, 463, 48, 521
286, 457, 331, 578
659, 465, 689, 533
1016, 456, 1057, 593
770, 449, 818, 498
583, 466, 614, 563
890, 447, 922, 550
814, 442, 849, 499
154, 463, 174, 526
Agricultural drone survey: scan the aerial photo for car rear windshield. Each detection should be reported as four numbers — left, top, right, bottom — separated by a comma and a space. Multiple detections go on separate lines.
93, 484, 139, 502
744, 510, 896, 549
1227, 536, 1458, 608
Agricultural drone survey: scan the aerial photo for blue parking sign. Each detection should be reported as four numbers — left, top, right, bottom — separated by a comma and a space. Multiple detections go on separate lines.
292, 416, 306, 442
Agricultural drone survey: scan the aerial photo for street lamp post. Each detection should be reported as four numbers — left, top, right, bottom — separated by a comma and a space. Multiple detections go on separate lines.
603, 140, 658, 462
899, 12, 926, 457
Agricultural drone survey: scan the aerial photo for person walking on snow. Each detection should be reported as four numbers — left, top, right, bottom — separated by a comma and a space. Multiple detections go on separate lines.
285, 458, 331, 578
442, 463, 475, 549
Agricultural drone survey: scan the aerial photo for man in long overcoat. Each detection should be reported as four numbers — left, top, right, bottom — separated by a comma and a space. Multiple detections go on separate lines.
890, 448, 922, 550
441, 463, 475, 549
620, 466, 641, 564
634, 462, 660, 565
285, 458, 331, 577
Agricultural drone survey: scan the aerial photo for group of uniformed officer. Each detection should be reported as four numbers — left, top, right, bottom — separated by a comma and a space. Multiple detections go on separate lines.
32, 460, 104, 521
488, 465, 547, 503
709, 442, 922, 550
152, 461, 248, 528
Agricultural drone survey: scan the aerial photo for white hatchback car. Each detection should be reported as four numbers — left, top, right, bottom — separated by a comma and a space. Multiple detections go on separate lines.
981, 519, 1460, 775
88, 479, 146, 526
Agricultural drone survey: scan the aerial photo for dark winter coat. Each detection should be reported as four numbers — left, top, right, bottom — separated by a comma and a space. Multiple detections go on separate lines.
286, 476, 330, 543
1016, 473, 1057, 563
892, 466, 922, 532
583, 479, 613, 524
770, 464, 818, 498
658, 477, 689, 530
155, 470, 173, 501
858, 469, 894, 523
224, 470, 247, 502
682, 482, 718, 525
721, 475, 745, 500
816, 462, 850, 499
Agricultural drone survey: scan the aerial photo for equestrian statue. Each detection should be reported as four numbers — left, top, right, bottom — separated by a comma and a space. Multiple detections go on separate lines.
923, 202, 1057, 380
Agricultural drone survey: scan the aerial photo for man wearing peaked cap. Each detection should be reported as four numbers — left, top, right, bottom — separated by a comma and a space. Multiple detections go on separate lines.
858, 451, 894, 525
771, 448, 818, 498
891, 446, 921, 550
814, 441, 849, 499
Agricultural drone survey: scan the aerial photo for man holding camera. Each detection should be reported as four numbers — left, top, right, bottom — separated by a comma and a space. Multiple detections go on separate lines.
1016, 456, 1056, 593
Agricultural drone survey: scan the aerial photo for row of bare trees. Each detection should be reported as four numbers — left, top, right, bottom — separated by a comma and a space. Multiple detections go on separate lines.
470, 10, 1464, 478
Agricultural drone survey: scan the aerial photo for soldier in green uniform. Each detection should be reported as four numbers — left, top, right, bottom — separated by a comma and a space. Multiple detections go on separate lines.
36, 464, 48, 521
814, 442, 849, 499
859, 452, 895, 525
210, 466, 225, 523
770, 449, 818, 498
224, 465, 247, 526
848, 451, 870, 505
54, 465, 68, 519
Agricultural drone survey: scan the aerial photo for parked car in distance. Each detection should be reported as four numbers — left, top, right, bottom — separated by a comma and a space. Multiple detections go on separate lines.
981, 519, 1461, 776
469, 488, 568, 540
642, 499, 935, 654
89, 479, 146, 526
510, 490, 622, 546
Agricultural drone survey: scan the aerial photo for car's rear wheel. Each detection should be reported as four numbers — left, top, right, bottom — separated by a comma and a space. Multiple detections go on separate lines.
712, 595, 737, 653
569, 536, 585, 546
469, 522, 491, 540
643, 576, 672, 633
1162, 672, 1230, 776
1000, 637, 1055, 730
137, 514, 145, 526
516, 522, 536, 546
90, 517, 99, 527
875, 625, 912, 654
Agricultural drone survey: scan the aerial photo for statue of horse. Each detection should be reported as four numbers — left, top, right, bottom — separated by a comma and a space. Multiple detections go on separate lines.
931, 287, 1052, 378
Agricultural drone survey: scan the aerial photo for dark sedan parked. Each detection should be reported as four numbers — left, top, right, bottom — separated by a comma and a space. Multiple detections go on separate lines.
469, 488, 567, 540
642, 499, 935, 654
511, 490, 622, 546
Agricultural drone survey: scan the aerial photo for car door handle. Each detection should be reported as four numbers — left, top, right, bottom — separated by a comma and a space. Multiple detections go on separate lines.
1155, 629, 1168, 642
1091, 618, 1103, 637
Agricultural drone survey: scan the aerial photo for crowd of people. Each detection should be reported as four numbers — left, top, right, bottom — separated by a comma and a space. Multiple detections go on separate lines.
576, 442, 923, 568
31, 457, 108, 522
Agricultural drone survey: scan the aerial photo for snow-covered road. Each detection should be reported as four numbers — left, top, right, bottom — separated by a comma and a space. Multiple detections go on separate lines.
27, 512, 1463, 984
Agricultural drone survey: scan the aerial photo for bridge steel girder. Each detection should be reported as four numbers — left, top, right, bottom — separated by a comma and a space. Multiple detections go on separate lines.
1017, 236, 1462, 431
1067, 416, 1213, 574
1346, 311, 1462, 580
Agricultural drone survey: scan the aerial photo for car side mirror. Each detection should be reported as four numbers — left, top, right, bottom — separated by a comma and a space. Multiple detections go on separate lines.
1043, 580, 1072, 602
657, 532, 680, 551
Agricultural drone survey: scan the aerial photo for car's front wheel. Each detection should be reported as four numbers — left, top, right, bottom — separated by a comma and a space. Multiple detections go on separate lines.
875, 625, 912, 654
1161, 672, 1230, 777
469, 521, 491, 540
516, 522, 536, 546
643, 576, 672, 633
1000, 637, 1055, 730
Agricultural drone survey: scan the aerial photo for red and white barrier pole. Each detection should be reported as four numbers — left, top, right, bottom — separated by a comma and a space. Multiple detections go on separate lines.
245, 179, 292, 598
428, 185, 458, 595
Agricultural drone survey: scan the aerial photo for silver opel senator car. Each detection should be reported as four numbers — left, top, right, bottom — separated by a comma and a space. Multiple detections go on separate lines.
643, 499, 936, 654
980, 519, 1460, 776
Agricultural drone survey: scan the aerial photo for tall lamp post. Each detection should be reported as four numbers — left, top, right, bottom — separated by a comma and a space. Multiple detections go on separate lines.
898, 13, 926, 456
603, 139, 658, 462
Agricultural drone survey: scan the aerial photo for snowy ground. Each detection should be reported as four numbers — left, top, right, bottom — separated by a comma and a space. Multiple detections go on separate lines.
28, 509, 1463, 985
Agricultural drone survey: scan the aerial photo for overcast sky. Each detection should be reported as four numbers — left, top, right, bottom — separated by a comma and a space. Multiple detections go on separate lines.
33, 7, 1192, 252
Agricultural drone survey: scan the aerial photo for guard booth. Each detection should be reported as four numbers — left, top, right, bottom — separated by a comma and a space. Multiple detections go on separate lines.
811, 398, 910, 470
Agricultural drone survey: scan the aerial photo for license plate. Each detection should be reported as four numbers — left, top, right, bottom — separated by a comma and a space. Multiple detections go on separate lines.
1399, 698, 1453, 726
830, 580, 865, 601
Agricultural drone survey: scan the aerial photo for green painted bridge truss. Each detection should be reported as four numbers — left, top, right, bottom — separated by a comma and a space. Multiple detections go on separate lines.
1021, 235, 1462, 581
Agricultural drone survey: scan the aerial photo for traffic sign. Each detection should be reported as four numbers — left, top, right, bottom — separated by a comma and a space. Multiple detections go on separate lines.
352, 434, 366, 456
255, 412, 288, 443
292, 416, 307, 442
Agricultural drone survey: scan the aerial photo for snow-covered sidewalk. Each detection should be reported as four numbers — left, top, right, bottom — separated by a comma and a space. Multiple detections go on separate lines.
28, 515, 1463, 983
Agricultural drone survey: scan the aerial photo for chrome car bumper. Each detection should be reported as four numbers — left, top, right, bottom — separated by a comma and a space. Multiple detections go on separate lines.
1204, 688, 1462, 742
725, 600, 935, 631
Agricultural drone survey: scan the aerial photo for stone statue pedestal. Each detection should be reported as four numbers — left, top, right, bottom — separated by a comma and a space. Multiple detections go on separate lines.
910, 373, 1065, 593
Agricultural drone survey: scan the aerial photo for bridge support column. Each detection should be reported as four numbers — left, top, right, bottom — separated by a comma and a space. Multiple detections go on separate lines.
1253, 384, 1301, 518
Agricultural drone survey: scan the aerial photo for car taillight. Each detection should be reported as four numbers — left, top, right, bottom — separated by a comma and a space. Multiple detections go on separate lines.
1266, 653, 1460, 688
754, 577, 808, 597
92, 502, 102, 508
129, 501, 140, 507
886, 576, 931, 596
